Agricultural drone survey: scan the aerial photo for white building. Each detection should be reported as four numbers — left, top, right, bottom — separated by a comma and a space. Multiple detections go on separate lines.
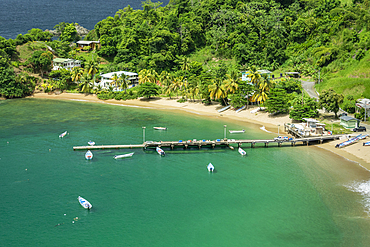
52, 58, 81, 70
96, 71, 139, 90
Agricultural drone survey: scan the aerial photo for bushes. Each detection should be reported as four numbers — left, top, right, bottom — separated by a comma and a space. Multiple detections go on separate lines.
96, 91, 137, 100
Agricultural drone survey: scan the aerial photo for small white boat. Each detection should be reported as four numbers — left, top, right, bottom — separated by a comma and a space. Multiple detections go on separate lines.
85, 150, 93, 160
218, 105, 231, 113
156, 147, 165, 156
364, 141, 370, 146
236, 105, 246, 113
59, 131, 67, 138
238, 147, 247, 156
88, 141, 95, 146
114, 152, 134, 159
78, 196, 92, 209
207, 163, 214, 172
229, 129, 245, 134
154, 127, 167, 130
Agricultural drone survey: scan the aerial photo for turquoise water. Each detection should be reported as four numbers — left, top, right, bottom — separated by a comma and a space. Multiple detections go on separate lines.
1, 98, 370, 246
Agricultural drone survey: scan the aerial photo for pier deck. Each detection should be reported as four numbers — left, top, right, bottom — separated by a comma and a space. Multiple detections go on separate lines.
73, 135, 343, 150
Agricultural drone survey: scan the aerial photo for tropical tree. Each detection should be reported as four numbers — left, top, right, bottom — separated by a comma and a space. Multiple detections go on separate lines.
137, 82, 161, 99
80, 73, 92, 93
319, 89, 344, 118
171, 76, 183, 98
138, 69, 151, 84
223, 70, 240, 95
265, 88, 289, 114
71, 67, 83, 83
208, 78, 227, 105
85, 59, 99, 79
247, 66, 261, 85
119, 73, 130, 92
111, 73, 119, 89
180, 56, 190, 80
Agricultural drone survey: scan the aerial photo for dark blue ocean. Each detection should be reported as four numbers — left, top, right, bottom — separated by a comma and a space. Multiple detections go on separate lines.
0, 0, 169, 40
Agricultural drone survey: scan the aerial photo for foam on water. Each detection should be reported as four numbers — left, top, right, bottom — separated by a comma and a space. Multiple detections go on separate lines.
345, 180, 370, 215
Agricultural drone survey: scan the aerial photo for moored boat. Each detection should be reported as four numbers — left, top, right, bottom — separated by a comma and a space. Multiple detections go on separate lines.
363, 141, 370, 146
78, 196, 92, 209
207, 163, 214, 172
114, 152, 134, 159
156, 147, 165, 156
88, 140, 95, 146
218, 105, 231, 113
236, 105, 246, 113
229, 129, 245, 133
85, 150, 93, 160
238, 147, 247, 156
59, 131, 67, 138
154, 127, 167, 130
335, 134, 362, 148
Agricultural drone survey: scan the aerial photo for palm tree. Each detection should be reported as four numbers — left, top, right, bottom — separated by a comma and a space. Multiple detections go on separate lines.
86, 59, 99, 79
252, 77, 269, 105
119, 73, 130, 92
160, 71, 173, 98
138, 69, 151, 84
71, 67, 83, 83
223, 70, 240, 95
80, 73, 92, 93
247, 66, 261, 86
111, 73, 119, 90
171, 76, 183, 98
187, 76, 200, 102
180, 56, 190, 81
208, 78, 227, 105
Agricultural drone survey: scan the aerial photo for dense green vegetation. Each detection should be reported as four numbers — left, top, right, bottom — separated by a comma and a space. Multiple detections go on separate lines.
0, 0, 369, 123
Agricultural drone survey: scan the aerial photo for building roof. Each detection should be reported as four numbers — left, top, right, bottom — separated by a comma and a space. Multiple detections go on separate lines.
77, 41, 100, 45
302, 118, 319, 123
340, 116, 360, 121
53, 58, 80, 63
285, 72, 300, 75
101, 71, 138, 78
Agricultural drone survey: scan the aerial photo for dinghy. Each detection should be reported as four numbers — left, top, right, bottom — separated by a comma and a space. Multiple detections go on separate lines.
236, 105, 246, 113
154, 127, 167, 130
218, 105, 231, 113
85, 150, 93, 160
156, 147, 165, 156
59, 131, 67, 138
78, 196, 92, 210
229, 129, 245, 134
114, 152, 134, 159
364, 141, 370, 146
88, 141, 95, 146
238, 147, 247, 156
207, 163, 214, 172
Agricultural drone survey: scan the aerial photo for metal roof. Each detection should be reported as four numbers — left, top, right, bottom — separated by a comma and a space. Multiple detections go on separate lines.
101, 71, 138, 78
340, 116, 359, 121
77, 41, 100, 45
53, 58, 80, 63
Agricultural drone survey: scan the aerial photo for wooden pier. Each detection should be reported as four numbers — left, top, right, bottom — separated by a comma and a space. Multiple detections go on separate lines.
73, 135, 343, 151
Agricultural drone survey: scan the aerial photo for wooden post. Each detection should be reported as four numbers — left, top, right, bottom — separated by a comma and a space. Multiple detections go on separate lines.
265, 142, 268, 147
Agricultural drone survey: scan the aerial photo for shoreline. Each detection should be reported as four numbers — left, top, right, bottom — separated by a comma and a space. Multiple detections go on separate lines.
27, 92, 370, 169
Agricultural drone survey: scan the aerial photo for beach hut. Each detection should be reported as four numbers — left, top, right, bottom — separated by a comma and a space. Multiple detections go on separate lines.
340, 116, 360, 129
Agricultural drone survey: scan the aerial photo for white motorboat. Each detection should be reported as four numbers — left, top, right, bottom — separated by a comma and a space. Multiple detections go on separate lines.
207, 163, 214, 172
78, 196, 92, 209
154, 127, 167, 130
229, 129, 245, 134
85, 150, 93, 160
114, 152, 134, 159
238, 147, 247, 156
236, 105, 246, 113
364, 141, 370, 146
218, 105, 231, 113
88, 141, 95, 146
156, 147, 165, 156
59, 131, 67, 138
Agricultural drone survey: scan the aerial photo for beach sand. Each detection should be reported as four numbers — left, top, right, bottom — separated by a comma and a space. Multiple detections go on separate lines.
27, 92, 370, 168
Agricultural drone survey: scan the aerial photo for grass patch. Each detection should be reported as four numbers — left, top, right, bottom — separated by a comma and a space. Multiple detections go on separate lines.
17, 41, 48, 61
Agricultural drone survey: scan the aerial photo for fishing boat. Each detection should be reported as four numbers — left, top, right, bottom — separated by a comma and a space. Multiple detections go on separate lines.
364, 141, 370, 146
218, 105, 231, 113
59, 131, 67, 138
78, 196, 92, 210
88, 140, 95, 146
236, 105, 246, 113
156, 147, 165, 156
335, 134, 362, 148
207, 163, 214, 172
154, 127, 167, 130
238, 147, 247, 156
85, 150, 93, 160
229, 129, 245, 134
114, 152, 134, 159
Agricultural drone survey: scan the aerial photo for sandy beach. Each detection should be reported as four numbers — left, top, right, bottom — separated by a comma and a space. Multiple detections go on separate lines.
27, 92, 370, 168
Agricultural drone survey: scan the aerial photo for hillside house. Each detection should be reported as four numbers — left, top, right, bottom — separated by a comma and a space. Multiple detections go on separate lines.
76, 41, 100, 50
52, 58, 81, 70
96, 71, 139, 91
340, 116, 360, 129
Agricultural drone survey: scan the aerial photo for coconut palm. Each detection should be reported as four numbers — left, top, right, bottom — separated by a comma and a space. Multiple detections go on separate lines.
71, 67, 83, 83
111, 73, 120, 90
86, 59, 99, 79
138, 69, 151, 84
223, 70, 240, 95
208, 78, 227, 104
252, 77, 269, 105
171, 76, 183, 98
119, 73, 130, 92
247, 66, 261, 85
80, 73, 92, 93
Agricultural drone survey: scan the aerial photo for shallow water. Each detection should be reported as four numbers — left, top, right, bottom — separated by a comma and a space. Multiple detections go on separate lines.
1, 98, 370, 246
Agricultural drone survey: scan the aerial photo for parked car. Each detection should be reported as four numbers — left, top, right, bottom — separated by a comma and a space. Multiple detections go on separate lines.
353, 126, 367, 132
274, 136, 292, 141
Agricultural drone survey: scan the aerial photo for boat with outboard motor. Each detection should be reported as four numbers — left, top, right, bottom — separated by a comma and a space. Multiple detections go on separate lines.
114, 152, 134, 159
154, 127, 167, 130
59, 131, 67, 138
238, 147, 247, 156
78, 196, 92, 209
85, 150, 93, 160
207, 163, 214, 172
229, 129, 245, 134
156, 147, 165, 156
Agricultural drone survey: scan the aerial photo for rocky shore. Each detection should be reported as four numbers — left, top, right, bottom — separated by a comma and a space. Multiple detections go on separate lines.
45, 24, 90, 36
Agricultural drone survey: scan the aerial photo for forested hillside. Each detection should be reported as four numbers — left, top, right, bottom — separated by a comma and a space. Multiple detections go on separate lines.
1, 0, 370, 101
